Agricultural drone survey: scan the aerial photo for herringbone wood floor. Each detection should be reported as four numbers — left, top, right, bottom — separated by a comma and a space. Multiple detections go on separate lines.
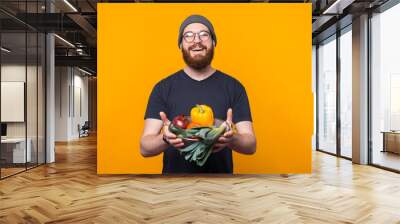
1, 134, 400, 224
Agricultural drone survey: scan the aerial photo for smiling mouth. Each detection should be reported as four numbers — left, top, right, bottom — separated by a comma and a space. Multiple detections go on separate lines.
191, 48, 205, 52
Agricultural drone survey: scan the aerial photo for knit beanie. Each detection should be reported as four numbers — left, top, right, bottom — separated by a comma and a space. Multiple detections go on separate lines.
178, 14, 217, 48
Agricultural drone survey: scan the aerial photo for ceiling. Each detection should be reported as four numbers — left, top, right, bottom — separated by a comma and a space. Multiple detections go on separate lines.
1, 0, 97, 73
0, 0, 395, 74
311, 0, 390, 43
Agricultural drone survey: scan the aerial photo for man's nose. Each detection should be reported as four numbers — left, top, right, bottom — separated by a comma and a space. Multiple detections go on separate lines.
193, 34, 201, 43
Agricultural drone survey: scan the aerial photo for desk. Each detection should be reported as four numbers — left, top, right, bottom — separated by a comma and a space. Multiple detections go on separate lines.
381, 131, 400, 154
1, 138, 31, 163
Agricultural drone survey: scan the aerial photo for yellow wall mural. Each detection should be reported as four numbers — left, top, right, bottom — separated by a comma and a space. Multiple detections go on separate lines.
98, 3, 313, 174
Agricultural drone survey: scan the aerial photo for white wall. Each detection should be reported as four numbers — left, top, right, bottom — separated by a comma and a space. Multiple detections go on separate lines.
55, 67, 70, 141
1, 65, 26, 135
73, 72, 89, 138
1, 63, 46, 164
55, 67, 89, 141
1, 65, 39, 138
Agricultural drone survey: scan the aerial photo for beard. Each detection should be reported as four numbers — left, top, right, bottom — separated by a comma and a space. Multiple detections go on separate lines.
182, 43, 214, 70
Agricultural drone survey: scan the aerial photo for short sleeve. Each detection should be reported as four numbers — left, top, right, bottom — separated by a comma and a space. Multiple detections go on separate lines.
232, 82, 252, 124
144, 82, 167, 120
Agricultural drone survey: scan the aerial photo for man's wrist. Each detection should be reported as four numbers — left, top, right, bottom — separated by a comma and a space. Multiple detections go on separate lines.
227, 133, 238, 149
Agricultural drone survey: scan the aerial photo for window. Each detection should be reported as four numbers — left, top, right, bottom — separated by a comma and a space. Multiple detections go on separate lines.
318, 35, 337, 154
0, 1, 46, 179
339, 28, 352, 158
371, 2, 400, 171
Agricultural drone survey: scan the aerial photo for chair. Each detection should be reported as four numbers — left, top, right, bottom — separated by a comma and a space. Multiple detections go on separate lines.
79, 121, 90, 138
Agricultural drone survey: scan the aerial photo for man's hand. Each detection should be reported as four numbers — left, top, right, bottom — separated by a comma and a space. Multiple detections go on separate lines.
160, 112, 185, 149
212, 108, 235, 153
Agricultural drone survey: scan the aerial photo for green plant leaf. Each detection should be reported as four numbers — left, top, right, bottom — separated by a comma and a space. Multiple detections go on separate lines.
180, 141, 202, 152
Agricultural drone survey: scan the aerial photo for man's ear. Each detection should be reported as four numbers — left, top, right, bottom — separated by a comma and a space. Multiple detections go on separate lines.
213, 40, 216, 47
179, 43, 182, 49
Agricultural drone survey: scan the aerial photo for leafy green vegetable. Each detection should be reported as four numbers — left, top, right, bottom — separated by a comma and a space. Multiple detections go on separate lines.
169, 123, 227, 166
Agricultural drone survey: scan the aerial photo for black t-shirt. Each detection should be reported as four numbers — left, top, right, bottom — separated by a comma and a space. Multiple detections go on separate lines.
144, 69, 252, 174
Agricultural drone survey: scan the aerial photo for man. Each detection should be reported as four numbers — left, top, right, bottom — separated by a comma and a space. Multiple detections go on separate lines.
140, 14, 256, 174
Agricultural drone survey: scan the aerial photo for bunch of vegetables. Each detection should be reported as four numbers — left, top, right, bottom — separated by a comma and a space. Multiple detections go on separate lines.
169, 105, 230, 166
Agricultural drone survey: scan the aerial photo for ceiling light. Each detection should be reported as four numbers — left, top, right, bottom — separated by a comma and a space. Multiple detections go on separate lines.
1, 47, 11, 53
54, 34, 75, 48
78, 67, 93, 76
63, 0, 78, 12
322, 0, 355, 15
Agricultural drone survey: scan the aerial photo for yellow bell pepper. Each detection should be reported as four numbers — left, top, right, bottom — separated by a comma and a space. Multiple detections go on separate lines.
190, 104, 214, 127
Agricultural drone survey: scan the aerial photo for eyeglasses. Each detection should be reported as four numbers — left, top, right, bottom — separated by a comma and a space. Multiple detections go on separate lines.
182, 31, 211, 43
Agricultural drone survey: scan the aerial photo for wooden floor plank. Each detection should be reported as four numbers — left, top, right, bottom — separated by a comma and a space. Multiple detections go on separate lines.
1, 134, 400, 223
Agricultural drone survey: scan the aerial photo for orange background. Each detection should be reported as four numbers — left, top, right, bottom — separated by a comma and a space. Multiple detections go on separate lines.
97, 3, 313, 174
